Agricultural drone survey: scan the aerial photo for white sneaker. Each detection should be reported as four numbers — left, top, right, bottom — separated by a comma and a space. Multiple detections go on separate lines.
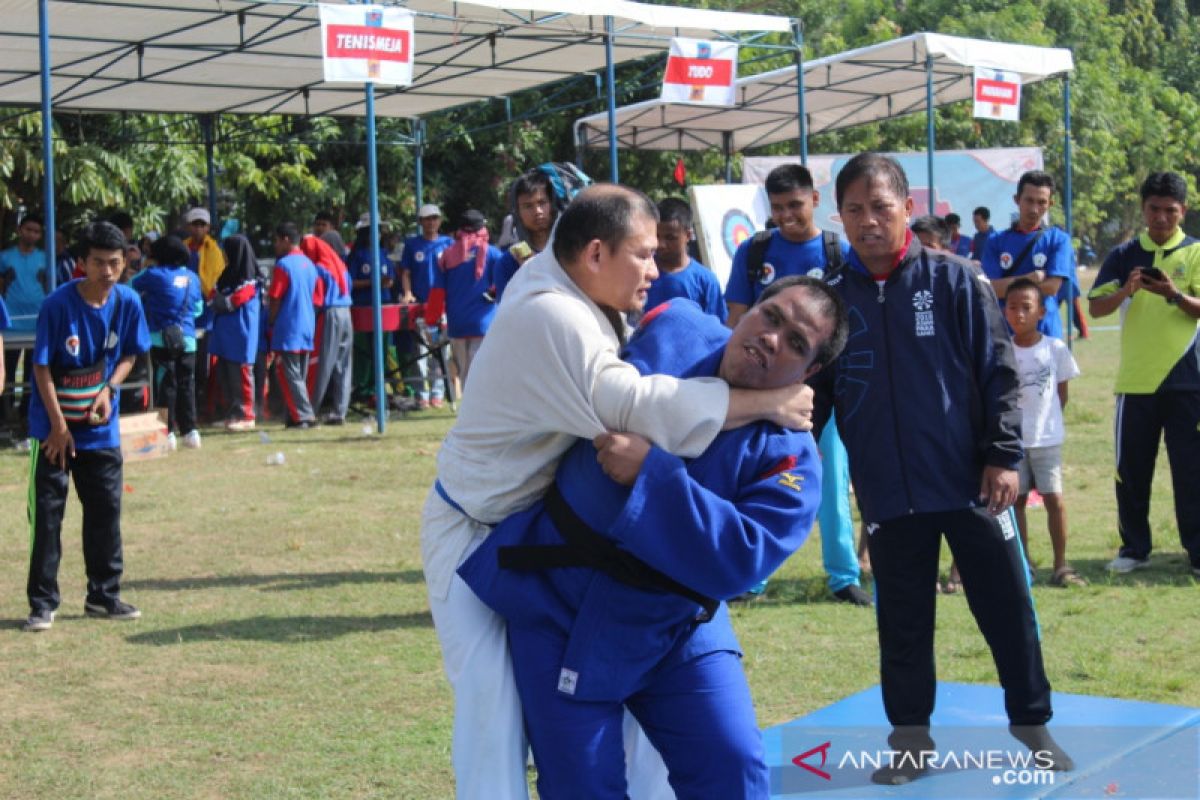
1106, 555, 1150, 573
225, 418, 256, 432
182, 430, 202, 449
166, 432, 178, 452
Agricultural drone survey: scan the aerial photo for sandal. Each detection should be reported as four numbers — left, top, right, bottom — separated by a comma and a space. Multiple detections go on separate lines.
1050, 566, 1087, 588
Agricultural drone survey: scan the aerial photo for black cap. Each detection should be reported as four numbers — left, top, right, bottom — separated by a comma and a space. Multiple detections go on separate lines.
458, 209, 487, 232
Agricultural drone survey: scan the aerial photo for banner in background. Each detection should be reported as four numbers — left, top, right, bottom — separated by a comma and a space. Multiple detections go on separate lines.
743, 147, 1044, 236
973, 67, 1022, 122
320, 4, 414, 85
661, 37, 738, 107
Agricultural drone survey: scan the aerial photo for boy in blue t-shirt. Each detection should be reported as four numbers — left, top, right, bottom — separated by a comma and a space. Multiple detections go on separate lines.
642, 198, 726, 323
423, 210, 502, 386
981, 170, 1075, 339
399, 204, 453, 408
722, 163, 867, 606
24, 221, 151, 632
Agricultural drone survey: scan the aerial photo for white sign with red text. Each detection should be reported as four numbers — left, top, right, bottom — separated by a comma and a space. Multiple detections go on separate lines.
319, 4, 414, 85
973, 67, 1021, 122
661, 37, 738, 107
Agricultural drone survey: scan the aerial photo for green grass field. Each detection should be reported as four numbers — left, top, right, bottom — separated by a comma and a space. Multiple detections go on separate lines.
1, 285, 1197, 799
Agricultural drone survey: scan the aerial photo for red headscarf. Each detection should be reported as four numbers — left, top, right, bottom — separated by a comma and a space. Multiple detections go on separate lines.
439, 228, 490, 281
299, 234, 350, 296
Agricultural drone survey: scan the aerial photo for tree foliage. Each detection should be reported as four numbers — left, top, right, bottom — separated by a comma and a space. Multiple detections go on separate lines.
1, 0, 1197, 254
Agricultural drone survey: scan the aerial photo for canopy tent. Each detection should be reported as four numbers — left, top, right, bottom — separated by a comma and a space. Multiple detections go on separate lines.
574, 32, 1073, 156
17, 0, 792, 430
1, 0, 788, 118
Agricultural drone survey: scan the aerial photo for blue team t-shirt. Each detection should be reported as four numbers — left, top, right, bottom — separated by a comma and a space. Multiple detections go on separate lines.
270, 252, 319, 352
29, 281, 150, 450
645, 259, 727, 323
434, 245, 503, 338
981, 225, 1074, 338
724, 229, 850, 307
400, 234, 452, 303
347, 246, 395, 307
131, 266, 204, 352
0, 245, 48, 332
0, 295, 9, 330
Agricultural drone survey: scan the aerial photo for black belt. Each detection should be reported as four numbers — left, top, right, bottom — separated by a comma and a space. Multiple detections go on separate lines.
498, 485, 719, 622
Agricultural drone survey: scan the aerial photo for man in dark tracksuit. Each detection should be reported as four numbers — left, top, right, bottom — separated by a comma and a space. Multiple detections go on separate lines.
812, 153, 1070, 784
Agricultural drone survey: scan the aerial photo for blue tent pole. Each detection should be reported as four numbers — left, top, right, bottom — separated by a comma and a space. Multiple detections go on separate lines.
791, 19, 808, 166
202, 114, 218, 233
925, 54, 935, 201
604, 15, 619, 182
414, 118, 425, 210
1063, 72, 1075, 350
366, 82, 386, 433
38, 0, 56, 289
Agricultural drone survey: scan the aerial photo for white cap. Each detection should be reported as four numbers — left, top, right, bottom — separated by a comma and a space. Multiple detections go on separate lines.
184, 207, 210, 224
355, 212, 373, 230
418, 203, 442, 219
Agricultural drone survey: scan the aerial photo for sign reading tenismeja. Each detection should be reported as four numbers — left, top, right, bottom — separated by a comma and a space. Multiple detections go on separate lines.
319, 4, 414, 85
661, 37, 738, 107
973, 66, 1021, 122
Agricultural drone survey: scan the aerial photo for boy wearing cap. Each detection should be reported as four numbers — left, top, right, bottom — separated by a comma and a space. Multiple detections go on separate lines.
424, 210, 503, 386
184, 206, 226, 420
400, 205, 452, 408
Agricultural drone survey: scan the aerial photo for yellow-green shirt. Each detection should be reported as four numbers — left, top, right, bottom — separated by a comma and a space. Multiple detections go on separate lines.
1089, 230, 1200, 393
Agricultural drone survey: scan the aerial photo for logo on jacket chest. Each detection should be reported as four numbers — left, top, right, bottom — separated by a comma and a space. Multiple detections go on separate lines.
912, 290, 935, 337
65, 334, 80, 357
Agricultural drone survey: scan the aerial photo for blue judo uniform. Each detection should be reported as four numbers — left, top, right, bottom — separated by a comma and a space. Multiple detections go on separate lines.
459, 299, 822, 800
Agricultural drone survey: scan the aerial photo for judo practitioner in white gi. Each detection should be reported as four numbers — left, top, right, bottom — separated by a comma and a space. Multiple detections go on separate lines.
421, 185, 819, 799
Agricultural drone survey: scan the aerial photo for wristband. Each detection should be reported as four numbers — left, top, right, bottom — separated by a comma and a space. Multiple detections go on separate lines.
1167, 291, 1184, 306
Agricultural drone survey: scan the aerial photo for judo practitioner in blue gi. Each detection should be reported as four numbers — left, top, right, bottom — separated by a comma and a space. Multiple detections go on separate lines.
459, 276, 849, 799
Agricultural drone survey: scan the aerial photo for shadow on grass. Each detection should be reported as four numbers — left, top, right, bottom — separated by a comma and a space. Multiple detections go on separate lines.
732, 574, 844, 606
125, 569, 425, 592
1062, 556, 1199, 588
126, 611, 433, 645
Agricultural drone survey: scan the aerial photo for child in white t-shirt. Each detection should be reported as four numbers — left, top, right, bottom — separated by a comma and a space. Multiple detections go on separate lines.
1005, 278, 1084, 586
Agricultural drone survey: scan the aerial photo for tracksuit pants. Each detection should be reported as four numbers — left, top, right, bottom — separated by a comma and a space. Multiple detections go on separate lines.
1114, 391, 1200, 566
866, 507, 1052, 727
216, 357, 256, 422
27, 443, 125, 613
311, 306, 353, 420
152, 347, 197, 435
818, 416, 860, 592
274, 351, 315, 425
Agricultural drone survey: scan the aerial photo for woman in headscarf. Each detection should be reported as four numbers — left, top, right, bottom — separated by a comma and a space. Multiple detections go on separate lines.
209, 234, 261, 430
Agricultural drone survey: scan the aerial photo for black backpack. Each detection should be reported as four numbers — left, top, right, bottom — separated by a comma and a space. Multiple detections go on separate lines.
745, 229, 844, 287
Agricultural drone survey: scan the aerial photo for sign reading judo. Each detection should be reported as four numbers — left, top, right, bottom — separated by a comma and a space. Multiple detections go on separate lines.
973, 67, 1021, 122
319, 4, 414, 85
661, 38, 738, 107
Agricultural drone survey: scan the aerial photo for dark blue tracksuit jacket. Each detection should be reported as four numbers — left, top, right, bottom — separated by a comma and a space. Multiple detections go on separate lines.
813, 238, 1023, 525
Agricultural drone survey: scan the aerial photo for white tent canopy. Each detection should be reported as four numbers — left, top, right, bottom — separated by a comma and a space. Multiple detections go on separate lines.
0, 0, 789, 118
574, 32, 1075, 153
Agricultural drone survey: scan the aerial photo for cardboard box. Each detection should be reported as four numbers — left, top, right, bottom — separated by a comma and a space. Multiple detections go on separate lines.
120, 411, 170, 462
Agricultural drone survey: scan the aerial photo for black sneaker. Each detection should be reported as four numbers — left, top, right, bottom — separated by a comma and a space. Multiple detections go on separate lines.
833, 584, 873, 607
22, 608, 55, 632
85, 599, 142, 621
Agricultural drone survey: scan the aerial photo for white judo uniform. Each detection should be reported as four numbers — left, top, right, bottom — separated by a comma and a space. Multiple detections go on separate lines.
421, 247, 731, 800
